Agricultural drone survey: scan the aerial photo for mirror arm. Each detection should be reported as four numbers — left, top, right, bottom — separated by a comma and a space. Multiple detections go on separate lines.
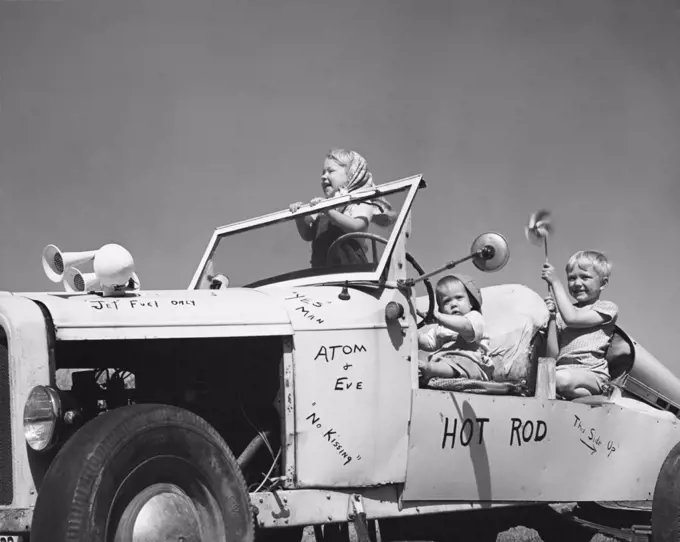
401, 251, 480, 287
400, 232, 507, 288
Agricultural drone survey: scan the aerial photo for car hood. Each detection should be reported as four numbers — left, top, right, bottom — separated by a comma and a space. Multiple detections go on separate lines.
17, 288, 293, 340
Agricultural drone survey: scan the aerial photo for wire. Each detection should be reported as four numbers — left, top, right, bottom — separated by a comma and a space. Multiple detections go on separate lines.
252, 449, 281, 493
238, 392, 276, 460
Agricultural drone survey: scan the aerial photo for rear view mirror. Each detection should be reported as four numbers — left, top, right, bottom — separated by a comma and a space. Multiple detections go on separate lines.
470, 232, 510, 272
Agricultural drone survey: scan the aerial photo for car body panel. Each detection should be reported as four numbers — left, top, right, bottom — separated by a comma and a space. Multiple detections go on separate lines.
624, 337, 680, 412
0, 296, 51, 510
403, 389, 680, 502
18, 289, 294, 340
262, 284, 418, 487
252, 486, 518, 528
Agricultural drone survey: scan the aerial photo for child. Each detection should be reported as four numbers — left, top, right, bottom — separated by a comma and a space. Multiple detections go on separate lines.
418, 274, 494, 384
289, 148, 395, 268
541, 250, 619, 399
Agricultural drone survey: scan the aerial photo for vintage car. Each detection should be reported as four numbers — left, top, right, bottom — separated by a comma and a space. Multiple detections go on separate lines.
2, 174, 680, 542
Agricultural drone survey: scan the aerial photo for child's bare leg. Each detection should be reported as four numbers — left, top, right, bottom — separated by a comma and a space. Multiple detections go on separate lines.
421, 361, 457, 379
556, 368, 605, 399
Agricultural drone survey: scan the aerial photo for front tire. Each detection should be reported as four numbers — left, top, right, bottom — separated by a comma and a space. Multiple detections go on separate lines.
653, 441, 680, 542
31, 403, 254, 542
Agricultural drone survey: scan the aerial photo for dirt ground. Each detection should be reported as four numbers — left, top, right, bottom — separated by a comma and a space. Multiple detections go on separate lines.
300, 526, 621, 542
496, 527, 618, 542
299, 506, 626, 542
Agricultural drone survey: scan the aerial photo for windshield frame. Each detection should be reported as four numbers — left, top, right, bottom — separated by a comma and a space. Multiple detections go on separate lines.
188, 174, 425, 290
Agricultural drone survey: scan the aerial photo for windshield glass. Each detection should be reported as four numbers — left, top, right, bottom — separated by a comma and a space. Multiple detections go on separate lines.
193, 181, 416, 289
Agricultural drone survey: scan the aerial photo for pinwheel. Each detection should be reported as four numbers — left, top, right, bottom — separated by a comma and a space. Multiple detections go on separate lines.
525, 209, 553, 261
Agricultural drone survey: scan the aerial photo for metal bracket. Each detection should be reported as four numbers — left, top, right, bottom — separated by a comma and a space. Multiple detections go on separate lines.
631, 525, 652, 542
348, 493, 371, 542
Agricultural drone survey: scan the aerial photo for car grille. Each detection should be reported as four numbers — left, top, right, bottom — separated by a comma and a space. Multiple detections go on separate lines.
0, 340, 12, 504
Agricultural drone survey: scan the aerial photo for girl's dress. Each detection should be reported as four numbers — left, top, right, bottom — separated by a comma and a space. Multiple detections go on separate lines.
309, 203, 375, 268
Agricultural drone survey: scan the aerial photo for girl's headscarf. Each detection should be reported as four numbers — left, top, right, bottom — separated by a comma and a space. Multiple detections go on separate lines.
327, 149, 397, 227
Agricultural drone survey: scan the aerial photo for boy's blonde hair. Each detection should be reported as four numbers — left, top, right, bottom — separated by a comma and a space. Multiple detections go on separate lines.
566, 250, 612, 281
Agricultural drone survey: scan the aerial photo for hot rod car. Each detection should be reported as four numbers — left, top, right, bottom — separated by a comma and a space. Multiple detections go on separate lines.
1, 175, 680, 542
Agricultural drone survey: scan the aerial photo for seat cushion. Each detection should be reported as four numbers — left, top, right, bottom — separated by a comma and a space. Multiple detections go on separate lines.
606, 327, 635, 381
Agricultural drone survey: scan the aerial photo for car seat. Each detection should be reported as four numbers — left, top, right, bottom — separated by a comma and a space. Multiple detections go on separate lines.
605, 326, 635, 383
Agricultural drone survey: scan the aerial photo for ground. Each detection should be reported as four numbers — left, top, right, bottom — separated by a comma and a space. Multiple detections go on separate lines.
299, 506, 626, 542
300, 525, 621, 542
300, 526, 621, 542
497, 527, 618, 542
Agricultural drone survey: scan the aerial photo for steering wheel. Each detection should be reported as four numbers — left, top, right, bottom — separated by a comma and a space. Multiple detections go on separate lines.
326, 232, 435, 328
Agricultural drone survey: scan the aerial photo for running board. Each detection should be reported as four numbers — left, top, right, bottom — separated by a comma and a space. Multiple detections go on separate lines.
572, 516, 651, 542
594, 501, 652, 513
550, 502, 652, 541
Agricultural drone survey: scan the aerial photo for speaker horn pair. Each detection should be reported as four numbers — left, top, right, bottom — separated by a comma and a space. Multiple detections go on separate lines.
42, 243, 140, 294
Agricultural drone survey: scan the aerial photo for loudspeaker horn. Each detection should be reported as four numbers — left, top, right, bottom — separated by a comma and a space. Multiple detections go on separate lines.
63, 267, 101, 293
42, 244, 97, 283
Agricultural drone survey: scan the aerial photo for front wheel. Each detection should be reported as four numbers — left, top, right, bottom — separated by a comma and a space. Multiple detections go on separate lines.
653, 441, 680, 542
31, 403, 254, 542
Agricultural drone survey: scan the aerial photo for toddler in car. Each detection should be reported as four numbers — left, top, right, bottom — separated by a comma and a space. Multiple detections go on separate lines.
418, 274, 494, 384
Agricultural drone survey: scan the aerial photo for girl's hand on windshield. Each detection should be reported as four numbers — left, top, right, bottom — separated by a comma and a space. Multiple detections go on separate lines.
309, 197, 326, 207
289, 201, 304, 213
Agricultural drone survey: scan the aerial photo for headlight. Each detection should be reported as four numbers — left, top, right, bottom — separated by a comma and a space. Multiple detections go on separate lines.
23, 385, 62, 451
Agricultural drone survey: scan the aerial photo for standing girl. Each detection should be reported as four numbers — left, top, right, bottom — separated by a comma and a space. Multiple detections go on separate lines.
290, 148, 394, 268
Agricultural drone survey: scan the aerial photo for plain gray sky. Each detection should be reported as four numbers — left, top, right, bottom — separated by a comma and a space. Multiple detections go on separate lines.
1, 0, 679, 371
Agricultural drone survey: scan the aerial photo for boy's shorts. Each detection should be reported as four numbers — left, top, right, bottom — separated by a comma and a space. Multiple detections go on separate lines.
555, 364, 610, 393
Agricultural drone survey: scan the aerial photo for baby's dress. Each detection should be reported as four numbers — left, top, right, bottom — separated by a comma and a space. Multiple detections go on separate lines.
419, 310, 493, 381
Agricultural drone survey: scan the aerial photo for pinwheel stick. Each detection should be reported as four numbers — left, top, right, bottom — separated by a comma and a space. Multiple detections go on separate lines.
542, 236, 551, 293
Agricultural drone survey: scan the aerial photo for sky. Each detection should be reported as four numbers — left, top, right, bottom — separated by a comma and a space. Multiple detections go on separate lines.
0, 0, 679, 371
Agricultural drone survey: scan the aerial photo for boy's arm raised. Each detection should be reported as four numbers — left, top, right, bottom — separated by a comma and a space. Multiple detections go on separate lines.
550, 284, 611, 327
